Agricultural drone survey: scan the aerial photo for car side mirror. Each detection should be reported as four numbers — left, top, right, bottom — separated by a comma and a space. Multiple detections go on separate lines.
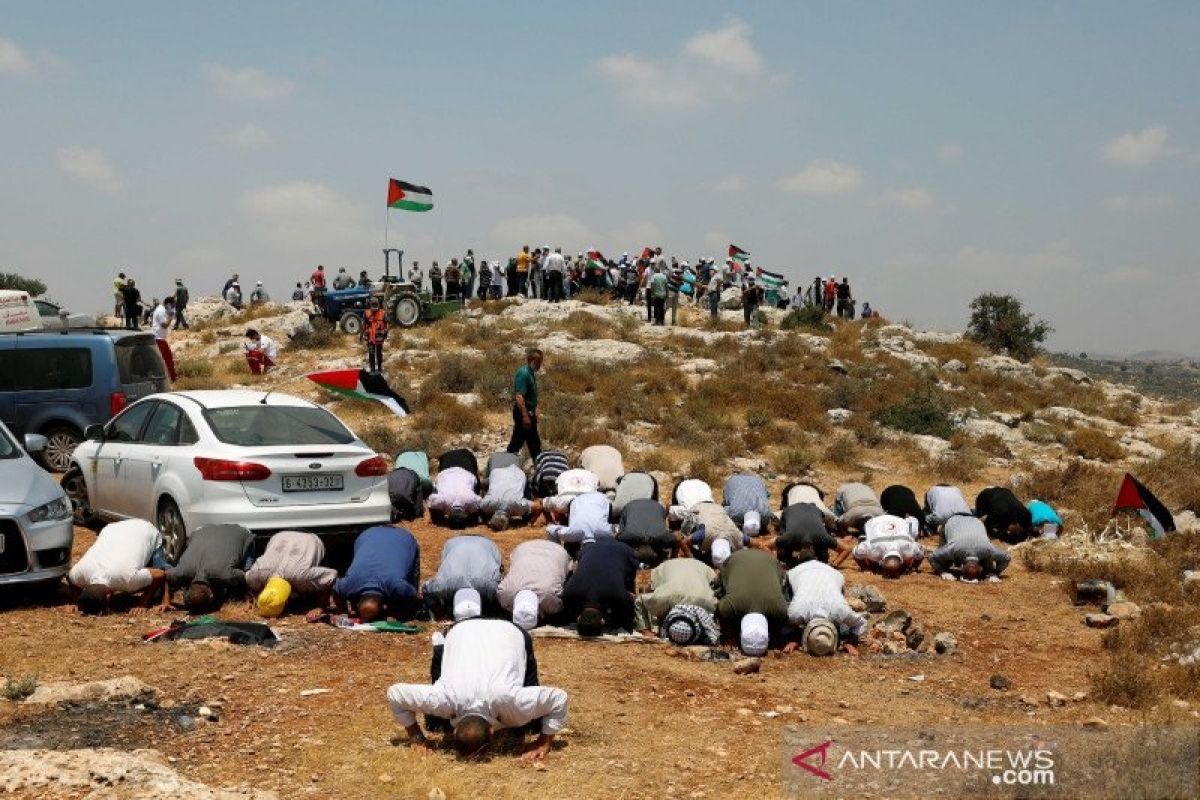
84, 424, 106, 442
23, 434, 47, 453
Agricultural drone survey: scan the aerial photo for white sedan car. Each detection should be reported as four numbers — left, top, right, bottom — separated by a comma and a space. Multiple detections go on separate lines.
62, 390, 392, 562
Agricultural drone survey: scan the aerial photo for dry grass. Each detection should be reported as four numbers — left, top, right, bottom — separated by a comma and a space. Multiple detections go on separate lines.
930, 446, 988, 483
950, 429, 1014, 459
561, 311, 617, 340
189, 302, 288, 332
1020, 458, 1120, 531
1071, 427, 1125, 461
1141, 443, 1200, 514
920, 338, 986, 366
288, 320, 339, 350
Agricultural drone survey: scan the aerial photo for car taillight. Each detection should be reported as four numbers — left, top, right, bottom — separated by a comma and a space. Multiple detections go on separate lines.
194, 457, 272, 482
110, 392, 128, 417
355, 454, 389, 477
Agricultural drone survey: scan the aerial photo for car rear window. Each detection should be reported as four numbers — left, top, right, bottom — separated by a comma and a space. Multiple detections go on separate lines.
204, 406, 356, 447
0, 348, 93, 390
115, 337, 167, 384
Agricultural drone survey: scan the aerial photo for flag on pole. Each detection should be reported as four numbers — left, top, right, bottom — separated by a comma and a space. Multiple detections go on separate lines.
387, 178, 433, 212
1112, 472, 1175, 538
307, 369, 410, 417
728, 244, 750, 264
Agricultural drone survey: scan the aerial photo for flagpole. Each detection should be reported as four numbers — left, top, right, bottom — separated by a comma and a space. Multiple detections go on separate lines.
384, 205, 390, 248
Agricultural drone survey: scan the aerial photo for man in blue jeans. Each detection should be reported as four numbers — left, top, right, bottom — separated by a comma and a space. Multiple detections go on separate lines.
507, 349, 543, 459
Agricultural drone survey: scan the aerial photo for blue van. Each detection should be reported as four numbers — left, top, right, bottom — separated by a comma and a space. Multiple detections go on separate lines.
0, 329, 169, 472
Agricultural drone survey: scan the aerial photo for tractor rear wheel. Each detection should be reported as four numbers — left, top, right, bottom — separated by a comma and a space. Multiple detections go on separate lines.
392, 294, 421, 328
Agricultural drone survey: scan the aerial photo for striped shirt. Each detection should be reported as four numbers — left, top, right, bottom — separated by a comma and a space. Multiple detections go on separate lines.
723, 474, 772, 525
533, 450, 569, 494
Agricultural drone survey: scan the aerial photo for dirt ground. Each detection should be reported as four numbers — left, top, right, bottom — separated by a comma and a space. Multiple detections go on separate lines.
0, 516, 1179, 800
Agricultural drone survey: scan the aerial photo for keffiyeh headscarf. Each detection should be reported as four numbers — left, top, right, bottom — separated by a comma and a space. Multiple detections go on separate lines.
660, 604, 720, 646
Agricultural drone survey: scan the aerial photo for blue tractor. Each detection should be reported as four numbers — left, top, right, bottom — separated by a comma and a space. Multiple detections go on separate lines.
309, 248, 463, 335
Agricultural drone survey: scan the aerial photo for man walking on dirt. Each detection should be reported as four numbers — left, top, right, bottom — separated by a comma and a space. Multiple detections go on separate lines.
507, 349, 543, 460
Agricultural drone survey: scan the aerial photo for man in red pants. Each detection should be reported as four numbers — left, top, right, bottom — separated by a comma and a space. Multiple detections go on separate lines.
151, 297, 177, 382
243, 329, 278, 375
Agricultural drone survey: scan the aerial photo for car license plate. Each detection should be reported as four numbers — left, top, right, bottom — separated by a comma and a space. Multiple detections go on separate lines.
282, 474, 344, 493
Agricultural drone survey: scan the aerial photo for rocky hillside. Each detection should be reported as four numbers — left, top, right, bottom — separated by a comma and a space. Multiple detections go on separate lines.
165, 293, 1200, 537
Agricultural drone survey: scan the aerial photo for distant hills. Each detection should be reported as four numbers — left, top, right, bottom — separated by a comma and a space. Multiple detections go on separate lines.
1062, 350, 1199, 364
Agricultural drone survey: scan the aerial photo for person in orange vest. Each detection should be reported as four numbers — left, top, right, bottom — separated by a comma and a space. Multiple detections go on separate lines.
363, 297, 388, 373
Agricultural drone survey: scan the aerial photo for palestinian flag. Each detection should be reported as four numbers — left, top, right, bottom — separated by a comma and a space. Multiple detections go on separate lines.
587, 249, 607, 272
1113, 472, 1175, 538
640, 246, 654, 261
307, 369, 410, 417
755, 267, 786, 291
387, 178, 433, 213
729, 244, 750, 264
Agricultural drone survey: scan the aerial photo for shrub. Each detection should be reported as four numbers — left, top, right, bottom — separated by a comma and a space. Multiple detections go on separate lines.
824, 433, 861, 467
1022, 459, 1119, 530
355, 419, 407, 457
965, 292, 1052, 361
1071, 428, 1124, 461
1143, 443, 1200, 513
175, 359, 214, 379
872, 383, 955, 439
932, 446, 987, 483
562, 311, 614, 340
2, 674, 38, 701
775, 445, 818, 476
574, 288, 612, 306
780, 305, 832, 332
288, 319, 338, 350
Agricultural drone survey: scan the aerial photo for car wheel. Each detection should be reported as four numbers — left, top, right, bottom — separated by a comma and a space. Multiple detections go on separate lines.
61, 467, 101, 530
38, 426, 82, 474
156, 498, 188, 565
339, 312, 363, 336
393, 295, 421, 328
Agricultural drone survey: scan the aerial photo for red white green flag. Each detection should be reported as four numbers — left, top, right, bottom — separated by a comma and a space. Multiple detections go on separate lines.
307, 369, 410, 417
728, 244, 750, 264
387, 178, 433, 213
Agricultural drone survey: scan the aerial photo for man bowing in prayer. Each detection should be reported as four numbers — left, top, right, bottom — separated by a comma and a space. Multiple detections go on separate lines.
387, 617, 569, 761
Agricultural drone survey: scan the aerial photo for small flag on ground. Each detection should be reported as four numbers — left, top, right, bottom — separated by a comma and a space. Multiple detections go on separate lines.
1113, 472, 1175, 538
387, 178, 433, 212
307, 369, 410, 417
729, 244, 750, 264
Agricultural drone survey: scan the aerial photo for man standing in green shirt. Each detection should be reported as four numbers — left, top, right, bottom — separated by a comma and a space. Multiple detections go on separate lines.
173, 278, 190, 329
506, 349, 543, 459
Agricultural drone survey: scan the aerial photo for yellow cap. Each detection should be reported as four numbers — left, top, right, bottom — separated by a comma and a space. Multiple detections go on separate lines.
256, 576, 292, 618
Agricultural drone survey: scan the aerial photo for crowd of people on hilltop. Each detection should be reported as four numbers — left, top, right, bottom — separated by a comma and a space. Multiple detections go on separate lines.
288, 245, 877, 330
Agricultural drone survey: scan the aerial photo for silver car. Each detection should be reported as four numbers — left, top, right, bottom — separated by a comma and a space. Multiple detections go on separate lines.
0, 423, 74, 588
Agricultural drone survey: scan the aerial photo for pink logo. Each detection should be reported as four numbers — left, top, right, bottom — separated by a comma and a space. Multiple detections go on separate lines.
793, 740, 835, 781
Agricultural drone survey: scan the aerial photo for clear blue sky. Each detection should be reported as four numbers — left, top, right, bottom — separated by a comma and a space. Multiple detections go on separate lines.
2, 2, 1197, 354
